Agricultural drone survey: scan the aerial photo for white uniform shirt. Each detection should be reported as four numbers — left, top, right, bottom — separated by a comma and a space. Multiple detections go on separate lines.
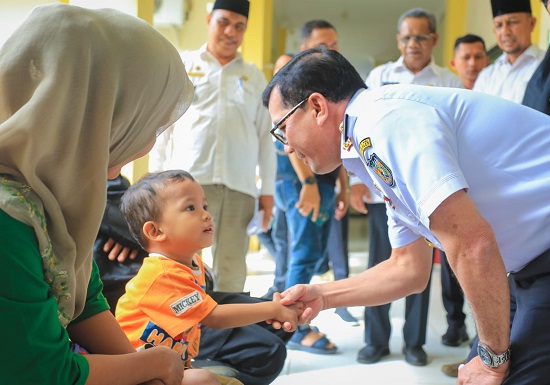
473, 44, 546, 103
150, 44, 276, 198
366, 56, 464, 89
351, 57, 463, 203
341, 85, 550, 273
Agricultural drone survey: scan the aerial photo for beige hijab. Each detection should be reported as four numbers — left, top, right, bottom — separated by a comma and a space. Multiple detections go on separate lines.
0, 4, 193, 326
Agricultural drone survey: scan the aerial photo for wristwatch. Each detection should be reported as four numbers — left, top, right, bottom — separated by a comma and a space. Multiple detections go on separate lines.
301, 176, 317, 185
477, 342, 511, 368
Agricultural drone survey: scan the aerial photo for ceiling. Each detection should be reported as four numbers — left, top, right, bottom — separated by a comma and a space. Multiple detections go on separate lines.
272, 0, 448, 77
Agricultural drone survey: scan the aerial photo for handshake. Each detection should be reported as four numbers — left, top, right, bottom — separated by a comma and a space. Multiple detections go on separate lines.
266, 285, 325, 331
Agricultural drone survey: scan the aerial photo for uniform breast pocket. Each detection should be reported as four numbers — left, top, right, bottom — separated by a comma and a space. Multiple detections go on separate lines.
189, 75, 211, 105
230, 78, 258, 120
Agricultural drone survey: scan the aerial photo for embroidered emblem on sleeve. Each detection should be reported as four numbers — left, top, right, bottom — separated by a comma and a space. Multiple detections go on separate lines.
171, 291, 203, 316
367, 153, 395, 187
359, 137, 372, 154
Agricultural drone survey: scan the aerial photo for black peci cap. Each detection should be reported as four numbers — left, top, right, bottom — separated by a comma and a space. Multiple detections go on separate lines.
212, 0, 250, 18
491, 0, 532, 17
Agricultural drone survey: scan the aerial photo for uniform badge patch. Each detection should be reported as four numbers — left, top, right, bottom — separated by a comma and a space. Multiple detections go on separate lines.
367, 153, 395, 187
359, 137, 372, 154
170, 291, 203, 316
343, 138, 353, 151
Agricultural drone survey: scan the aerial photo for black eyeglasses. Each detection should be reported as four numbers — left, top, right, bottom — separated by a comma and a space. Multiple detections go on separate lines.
270, 97, 309, 145
399, 33, 434, 45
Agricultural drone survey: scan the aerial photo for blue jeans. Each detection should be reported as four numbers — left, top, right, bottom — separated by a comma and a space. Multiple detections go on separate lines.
274, 177, 336, 288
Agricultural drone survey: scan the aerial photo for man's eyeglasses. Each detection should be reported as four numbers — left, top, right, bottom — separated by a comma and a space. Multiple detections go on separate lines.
270, 97, 309, 145
399, 33, 434, 45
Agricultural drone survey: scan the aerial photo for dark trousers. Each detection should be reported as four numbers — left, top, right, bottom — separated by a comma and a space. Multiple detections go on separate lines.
439, 250, 466, 331
467, 249, 550, 385
326, 210, 350, 281
363, 203, 432, 348
198, 292, 291, 385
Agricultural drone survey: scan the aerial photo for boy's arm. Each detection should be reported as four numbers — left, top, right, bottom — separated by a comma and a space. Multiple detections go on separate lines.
200, 299, 300, 331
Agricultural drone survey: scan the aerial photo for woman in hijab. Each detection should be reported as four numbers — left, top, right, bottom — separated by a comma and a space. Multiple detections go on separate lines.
0, 4, 194, 384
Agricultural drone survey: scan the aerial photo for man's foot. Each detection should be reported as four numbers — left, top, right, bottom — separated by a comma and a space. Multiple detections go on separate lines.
287, 325, 338, 354
357, 345, 390, 364
441, 359, 466, 377
402, 346, 428, 366
335, 307, 360, 325
441, 325, 469, 347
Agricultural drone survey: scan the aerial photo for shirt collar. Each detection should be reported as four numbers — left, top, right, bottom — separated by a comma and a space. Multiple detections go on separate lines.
394, 56, 440, 76
199, 43, 243, 65
497, 44, 542, 66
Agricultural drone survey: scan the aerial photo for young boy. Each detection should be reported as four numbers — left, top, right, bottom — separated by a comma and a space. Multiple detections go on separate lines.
116, 170, 301, 385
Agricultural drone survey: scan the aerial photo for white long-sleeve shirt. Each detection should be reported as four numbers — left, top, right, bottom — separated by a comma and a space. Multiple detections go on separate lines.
150, 44, 276, 198
473, 44, 546, 103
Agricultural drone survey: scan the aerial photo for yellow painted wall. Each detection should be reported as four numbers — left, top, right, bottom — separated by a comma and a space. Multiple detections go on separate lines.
241, 0, 273, 80
442, 0, 467, 70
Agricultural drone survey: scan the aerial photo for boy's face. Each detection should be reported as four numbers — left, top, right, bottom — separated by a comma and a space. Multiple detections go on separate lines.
156, 180, 214, 258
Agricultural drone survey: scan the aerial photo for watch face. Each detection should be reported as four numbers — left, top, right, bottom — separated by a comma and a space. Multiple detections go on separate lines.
478, 345, 493, 366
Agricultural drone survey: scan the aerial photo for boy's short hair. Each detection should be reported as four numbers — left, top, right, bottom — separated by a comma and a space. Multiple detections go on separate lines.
120, 170, 195, 248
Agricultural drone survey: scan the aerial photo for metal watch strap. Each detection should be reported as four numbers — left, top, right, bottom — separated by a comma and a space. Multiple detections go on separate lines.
478, 342, 511, 368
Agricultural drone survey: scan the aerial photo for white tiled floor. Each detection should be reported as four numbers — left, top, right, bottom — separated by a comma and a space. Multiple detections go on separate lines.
241, 215, 474, 385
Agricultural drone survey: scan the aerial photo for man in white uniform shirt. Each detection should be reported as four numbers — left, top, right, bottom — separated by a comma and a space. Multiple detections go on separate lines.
350, 7, 462, 367
150, 0, 275, 292
473, 0, 546, 103
264, 47, 550, 385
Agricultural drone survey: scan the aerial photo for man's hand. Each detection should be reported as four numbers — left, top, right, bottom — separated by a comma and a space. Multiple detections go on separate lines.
457, 356, 509, 385
334, 167, 350, 221
279, 284, 324, 324
268, 292, 304, 332
349, 184, 371, 214
258, 195, 274, 232
296, 184, 321, 221
103, 237, 139, 262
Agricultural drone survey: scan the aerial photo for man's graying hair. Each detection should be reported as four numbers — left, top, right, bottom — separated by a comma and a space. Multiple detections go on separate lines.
262, 47, 365, 109
397, 8, 437, 33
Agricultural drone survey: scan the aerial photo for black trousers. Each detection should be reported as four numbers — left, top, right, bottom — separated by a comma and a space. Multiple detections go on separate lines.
363, 203, 432, 348
326, 210, 350, 281
439, 250, 466, 331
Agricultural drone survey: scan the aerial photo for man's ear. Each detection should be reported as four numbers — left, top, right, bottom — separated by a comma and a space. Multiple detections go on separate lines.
143, 221, 165, 243
450, 59, 456, 71
308, 93, 329, 126
529, 16, 537, 32
432, 32, 439, 47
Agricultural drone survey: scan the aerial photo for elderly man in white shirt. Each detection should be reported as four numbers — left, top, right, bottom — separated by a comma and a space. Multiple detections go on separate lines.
150, 0, 275, 293
473, 0, 546, 103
